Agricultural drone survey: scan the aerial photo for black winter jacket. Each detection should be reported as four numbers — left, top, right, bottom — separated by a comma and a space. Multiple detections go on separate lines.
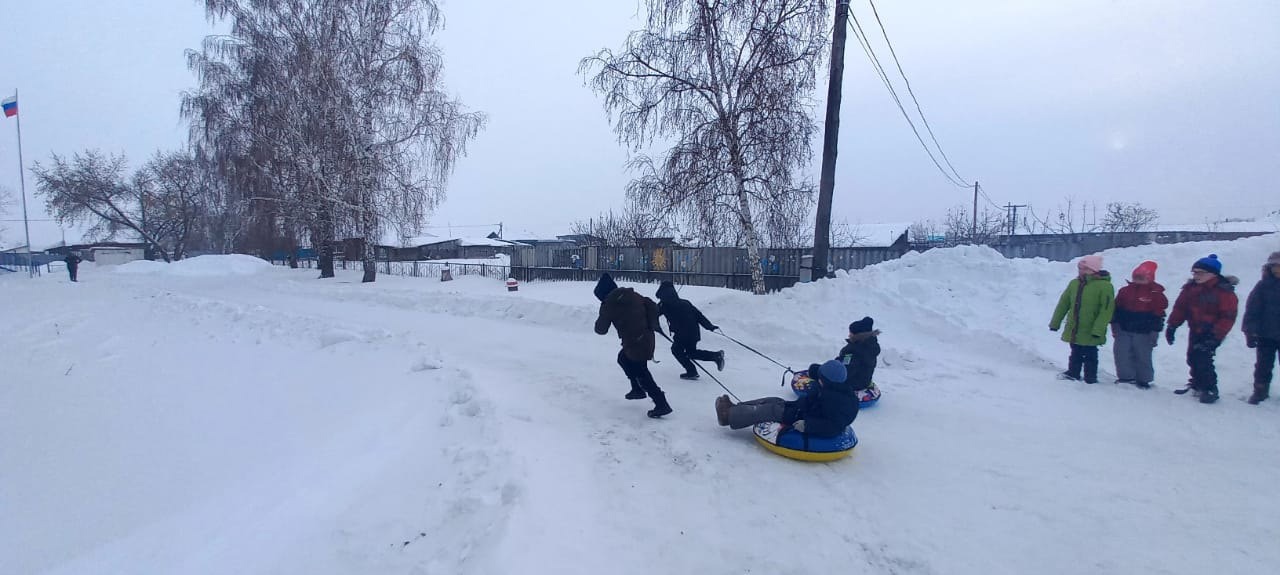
785, 373, 859, 438
655, 281, 714, 343
837, 331, 881, 391
1244, 270, 1280, 341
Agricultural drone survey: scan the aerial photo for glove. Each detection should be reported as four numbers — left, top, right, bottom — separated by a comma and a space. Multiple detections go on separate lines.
1165, 329, 1176, 346
792, 420, 806, 433
1049, 325, 1059, 332
1247, 334, 1258, 349
808, 363, 822, 377
709, 325, 719, 332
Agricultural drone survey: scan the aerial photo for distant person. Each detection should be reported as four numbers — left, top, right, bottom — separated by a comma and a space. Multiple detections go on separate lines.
594, 273, 672, 418
1050, 255, 1115, 383
63, 252, 82, 282
1111, 261, 1168, 389
655, 280, 724, 380
1243, 251, 1280, 405
1166, 254, 1238, 404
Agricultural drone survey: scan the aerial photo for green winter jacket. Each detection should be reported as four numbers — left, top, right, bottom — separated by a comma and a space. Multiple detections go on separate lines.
1050, 272, 1116, 346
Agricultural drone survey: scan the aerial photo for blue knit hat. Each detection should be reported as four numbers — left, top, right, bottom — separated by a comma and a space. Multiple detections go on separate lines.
818, 360, 848, 384
1192, 254, 1222, 275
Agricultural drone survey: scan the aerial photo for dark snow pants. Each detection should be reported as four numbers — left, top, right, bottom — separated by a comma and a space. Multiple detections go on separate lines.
1113, 328, 1158, 384
68, 265, 78, 282
671, 338, 718, 375
617, 350, 664, 399
1186, 333, 1219, 393
1255, 338, 1280, 392
1067, 344, 1099, 383
726, 397, 788, 430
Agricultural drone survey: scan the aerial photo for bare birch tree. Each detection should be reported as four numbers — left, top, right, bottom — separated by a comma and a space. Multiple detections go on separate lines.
582, 0, 829, 294
1101, 202, 1158, 232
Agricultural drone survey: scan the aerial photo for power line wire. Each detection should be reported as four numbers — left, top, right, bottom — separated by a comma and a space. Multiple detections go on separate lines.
866, 0, 967, 185
847, 10, 968, 189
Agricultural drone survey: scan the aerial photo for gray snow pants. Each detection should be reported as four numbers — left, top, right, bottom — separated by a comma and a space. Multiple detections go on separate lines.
727, 397, 788, 430
1113, 328, 1159, 384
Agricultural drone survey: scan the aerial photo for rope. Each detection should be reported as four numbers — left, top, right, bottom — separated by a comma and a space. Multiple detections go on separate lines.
658, 330, 743, 402
714, 329, 794, 372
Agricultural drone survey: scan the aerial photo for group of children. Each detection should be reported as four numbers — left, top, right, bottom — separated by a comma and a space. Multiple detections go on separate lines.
593, 273, 880, 440
1050, 250, 1280, 405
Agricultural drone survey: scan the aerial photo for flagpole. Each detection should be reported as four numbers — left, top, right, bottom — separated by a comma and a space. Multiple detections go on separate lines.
13, 89, 32, 276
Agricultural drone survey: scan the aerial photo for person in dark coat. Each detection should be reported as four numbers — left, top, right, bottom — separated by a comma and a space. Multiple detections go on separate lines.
838, 317, 881, 392
713, 360, 858, 438
655, 280, 725, 380
1166, 254, 1239, 404
1243, 251, 1280, 404
63, 252, 82, 282
594, 273, 672, 418
1111, 260, 1168, 388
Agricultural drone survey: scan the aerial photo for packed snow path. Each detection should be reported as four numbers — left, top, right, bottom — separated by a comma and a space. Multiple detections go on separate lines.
4, 237, 1280, 574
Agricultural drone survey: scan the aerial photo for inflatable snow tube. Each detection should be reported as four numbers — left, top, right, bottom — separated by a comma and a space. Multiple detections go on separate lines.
752, 422, 857, 462
790, 370, 881, 407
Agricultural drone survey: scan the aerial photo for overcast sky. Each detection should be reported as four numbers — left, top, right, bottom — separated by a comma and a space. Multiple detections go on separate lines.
2, 0, 1278, 247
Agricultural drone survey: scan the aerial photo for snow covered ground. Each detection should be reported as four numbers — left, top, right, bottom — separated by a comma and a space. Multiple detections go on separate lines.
3, 235, 1280, 575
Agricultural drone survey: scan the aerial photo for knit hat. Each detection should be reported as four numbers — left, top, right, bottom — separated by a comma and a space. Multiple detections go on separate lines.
1268, 251, 1280, 268
655, 280, 678, 301
849, 316, 875, 334
1132, 260, 1158, 281
593, 273, 618, 302
1192, 254, 1222, 275
818, 360, 848, 384
1077, 255, 1103, 274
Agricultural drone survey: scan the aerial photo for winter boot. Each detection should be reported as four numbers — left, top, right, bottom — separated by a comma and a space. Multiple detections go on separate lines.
1057, 372, 1082, 381
714, 351, 725, 372
715, 395, 732, 426
624, 381, 647, 400
647, 392, 673, 418
679, 372, 700, 380
1248, 385, 1269, 405
1133, 381, 1152, 390
1199, 387, 1220, 404
1115, 378, 1135, 384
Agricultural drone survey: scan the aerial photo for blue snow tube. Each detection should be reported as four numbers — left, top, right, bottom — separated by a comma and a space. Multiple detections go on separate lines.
790, 370, 881, 407
752, 422, 858, 462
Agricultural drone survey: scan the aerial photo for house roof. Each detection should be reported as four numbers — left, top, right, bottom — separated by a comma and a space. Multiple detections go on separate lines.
423, 236, 516, 248
842, 223, 912, 248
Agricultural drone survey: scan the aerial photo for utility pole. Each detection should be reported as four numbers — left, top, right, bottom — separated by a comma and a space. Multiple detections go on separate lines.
811, 0, 850, 280
971, 181, 979, 242
1005, 202, 1028, 235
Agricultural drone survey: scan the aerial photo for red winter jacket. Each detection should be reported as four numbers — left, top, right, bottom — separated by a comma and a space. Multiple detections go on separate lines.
1113, 282, 1169, 333
1168, 275, 1239, 341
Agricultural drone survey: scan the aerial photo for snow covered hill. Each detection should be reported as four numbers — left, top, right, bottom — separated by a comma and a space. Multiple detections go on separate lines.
3, 235, 1279, 575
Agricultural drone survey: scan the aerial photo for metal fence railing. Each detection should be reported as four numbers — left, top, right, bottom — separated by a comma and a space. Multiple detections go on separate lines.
272, 258, 510, 281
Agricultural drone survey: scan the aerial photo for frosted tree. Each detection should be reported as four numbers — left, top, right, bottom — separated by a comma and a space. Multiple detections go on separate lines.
582, 0, 830, 294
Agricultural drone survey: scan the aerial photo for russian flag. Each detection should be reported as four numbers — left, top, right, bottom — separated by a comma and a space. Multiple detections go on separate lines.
2, 95, 16, 118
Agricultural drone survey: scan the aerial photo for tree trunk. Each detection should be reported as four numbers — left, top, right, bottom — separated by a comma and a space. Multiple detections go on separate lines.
316, 203, 336, 278
360, 206, 377, 283
733, 179, 766, 295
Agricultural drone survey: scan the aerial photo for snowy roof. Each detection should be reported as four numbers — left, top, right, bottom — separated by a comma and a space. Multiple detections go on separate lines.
424, 236, 515, 247
843, 223, 912, 248
1153, 219, 1280, 234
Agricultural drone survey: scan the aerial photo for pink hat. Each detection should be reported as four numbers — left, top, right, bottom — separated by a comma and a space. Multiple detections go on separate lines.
1077, 255, 1103, 274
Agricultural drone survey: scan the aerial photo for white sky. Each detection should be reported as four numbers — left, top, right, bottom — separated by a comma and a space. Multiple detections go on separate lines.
2, 0, 1278, 248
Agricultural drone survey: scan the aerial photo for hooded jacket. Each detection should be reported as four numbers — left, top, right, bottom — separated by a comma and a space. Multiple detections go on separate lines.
837, 331, 881, 391
655, 281, 714, 344
1168, 274, 1239, 341
786, 365, 859, 438
1050, 272, 1116, 346
1243, 268, 1280, 341
594, 275, 660, 362
1112, 281, 1168, 334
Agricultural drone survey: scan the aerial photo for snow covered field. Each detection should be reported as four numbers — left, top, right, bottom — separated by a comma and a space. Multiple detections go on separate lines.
4, 237, 1280, 575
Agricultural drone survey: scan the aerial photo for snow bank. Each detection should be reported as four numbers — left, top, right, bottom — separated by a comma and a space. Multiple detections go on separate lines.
115, 255, 274, 277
